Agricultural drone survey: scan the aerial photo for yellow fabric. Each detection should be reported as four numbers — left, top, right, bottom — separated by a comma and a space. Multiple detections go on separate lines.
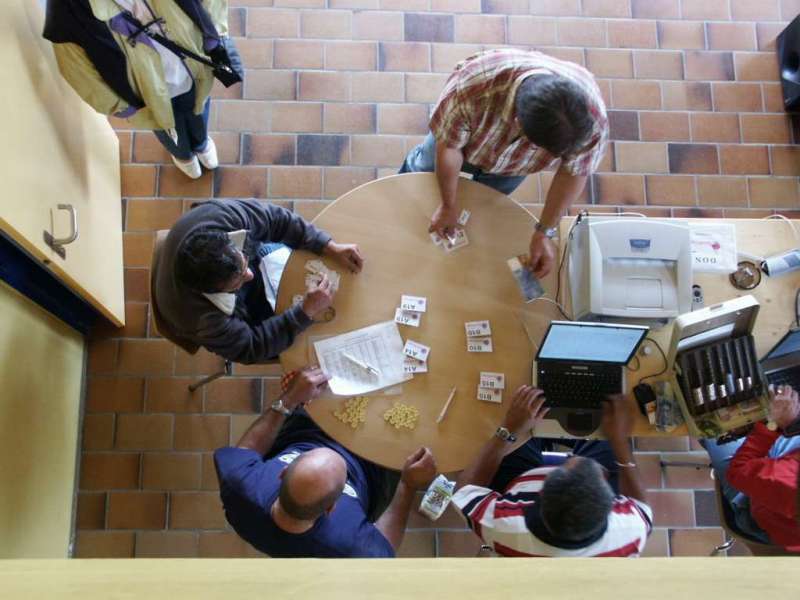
52, 0, 228, 131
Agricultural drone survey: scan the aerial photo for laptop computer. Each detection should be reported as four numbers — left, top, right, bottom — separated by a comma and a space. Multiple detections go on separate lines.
534, 321, 648, 437
760, 327, 800, 389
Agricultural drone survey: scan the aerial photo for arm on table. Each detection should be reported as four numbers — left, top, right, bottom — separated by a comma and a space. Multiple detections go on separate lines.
237, 367, 330, 455
200, 303, 313, 365
374, 447, 437, 550
456, 386, 549, 490
429, 140, 465, 238
528, 165, 587, 278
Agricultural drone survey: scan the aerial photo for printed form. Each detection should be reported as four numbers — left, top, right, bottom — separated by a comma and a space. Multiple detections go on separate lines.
314, 321, 412, 395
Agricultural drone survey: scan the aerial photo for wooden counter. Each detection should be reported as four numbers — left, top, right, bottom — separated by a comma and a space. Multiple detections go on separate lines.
0, 558, 797, 599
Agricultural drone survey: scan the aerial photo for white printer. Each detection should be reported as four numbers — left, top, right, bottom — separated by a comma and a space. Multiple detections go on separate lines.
568, 217, 692, 325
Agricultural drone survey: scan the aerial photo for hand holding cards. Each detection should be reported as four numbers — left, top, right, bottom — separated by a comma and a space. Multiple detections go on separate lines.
507, 254, 544, 303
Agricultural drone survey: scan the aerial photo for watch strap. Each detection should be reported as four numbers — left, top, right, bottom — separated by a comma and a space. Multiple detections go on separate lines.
270, 397, 292, 416
495, 426, 517, 443
535, 221, 557, 238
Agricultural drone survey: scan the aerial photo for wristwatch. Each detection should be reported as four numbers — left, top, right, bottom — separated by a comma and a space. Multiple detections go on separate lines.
534, 221, 557, 239
270, 397, 292, 416
494, 426, 517, 443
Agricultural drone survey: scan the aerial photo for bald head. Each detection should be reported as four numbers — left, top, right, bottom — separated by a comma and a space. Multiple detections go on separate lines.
279, 448, 348, 521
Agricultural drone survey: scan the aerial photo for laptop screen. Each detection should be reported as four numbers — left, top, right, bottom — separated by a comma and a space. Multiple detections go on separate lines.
764, 328, 800, 361
537, 321, 648, 364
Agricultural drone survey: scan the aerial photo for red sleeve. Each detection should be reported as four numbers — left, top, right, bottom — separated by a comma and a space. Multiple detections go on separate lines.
727, 423, 800, 521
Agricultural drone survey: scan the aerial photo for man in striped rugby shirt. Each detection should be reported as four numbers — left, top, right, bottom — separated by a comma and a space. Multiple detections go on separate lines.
451, 387, 653, 557
400, 48, 608, 278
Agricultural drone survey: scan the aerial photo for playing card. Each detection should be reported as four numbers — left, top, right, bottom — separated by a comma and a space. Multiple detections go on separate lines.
305, 259, 326, 274
467, 337, 493, 353
403, 340, 431, 362
400, 295, 427, 312
458, 209, 471, 226
403, 356, 428, 374
477, 387, 502, 403
394, 308, 421, 327
444, 228, 469, 253
507, 255, 544, 303
430, 232, 444, 246
465, 320, 491, 338
479, 372, 505, 389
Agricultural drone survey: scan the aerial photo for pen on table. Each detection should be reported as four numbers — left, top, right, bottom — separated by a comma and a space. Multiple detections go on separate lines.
342, 352, 381, 376
436, 386, 457, 424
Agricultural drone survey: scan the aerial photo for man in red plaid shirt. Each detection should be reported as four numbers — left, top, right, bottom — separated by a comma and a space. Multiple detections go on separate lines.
400, 49, 608, 277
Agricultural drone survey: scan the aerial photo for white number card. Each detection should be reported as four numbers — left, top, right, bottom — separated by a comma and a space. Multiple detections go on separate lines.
400, 295, 427, 313
479, 372, 505, 389
477, 388, 502, 403
458, 209, 471, 226
403, 340, 431, 362
403, 357, 428, 374
465, 320, 491, 338
467, 337, 493, 353
394, 308, 421, 327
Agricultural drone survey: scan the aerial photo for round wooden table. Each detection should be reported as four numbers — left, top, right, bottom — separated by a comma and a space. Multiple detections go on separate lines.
276, 173, 562, 472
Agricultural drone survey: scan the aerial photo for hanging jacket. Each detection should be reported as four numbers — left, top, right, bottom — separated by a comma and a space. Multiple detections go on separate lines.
43, 0, 228, 131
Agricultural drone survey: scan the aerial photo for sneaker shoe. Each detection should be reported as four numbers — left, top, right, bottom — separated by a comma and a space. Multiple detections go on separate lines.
196, 137, 218, 170
171, 154, 202, 179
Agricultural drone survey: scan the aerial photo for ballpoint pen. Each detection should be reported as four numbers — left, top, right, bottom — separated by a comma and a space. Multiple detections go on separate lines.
342, 352, 381, 376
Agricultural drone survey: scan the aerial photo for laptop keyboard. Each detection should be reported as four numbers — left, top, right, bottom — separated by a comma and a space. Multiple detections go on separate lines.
539, 369, 621, 409
767, 366, 800, 389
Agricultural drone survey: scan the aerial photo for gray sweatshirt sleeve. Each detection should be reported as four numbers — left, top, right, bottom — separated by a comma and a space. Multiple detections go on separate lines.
220, 199, 332, 252
196, 303, 313, 364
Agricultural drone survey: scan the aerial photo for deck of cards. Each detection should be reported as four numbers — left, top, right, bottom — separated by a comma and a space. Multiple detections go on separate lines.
477, 372, 505, 404
430, 209, 471, 253
403, 339, 431, 375
465, 320, 492, 353
305, 259, 341, 292
394, 295, 427, 329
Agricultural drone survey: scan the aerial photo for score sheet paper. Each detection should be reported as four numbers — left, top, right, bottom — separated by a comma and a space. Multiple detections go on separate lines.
314, 321, 412, 395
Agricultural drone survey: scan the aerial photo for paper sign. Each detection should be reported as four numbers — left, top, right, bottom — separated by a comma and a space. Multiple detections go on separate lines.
689, 223, 738, 273
479, 372, 505, 389
394, 308, 421, 327
465, 320, 491, 338
467, 337, 493, 353
403, 340, 431, 362
400, 295, 427, 313
477, 388, 502, 403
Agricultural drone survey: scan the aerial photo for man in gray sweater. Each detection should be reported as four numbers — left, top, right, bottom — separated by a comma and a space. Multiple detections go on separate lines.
153, 199, 364, 364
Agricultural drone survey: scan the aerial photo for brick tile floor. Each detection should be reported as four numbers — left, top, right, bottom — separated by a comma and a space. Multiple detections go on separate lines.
79, 0, 798, 558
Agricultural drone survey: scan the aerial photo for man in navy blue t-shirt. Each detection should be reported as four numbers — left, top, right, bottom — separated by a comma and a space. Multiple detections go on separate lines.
214, 366, 437, 558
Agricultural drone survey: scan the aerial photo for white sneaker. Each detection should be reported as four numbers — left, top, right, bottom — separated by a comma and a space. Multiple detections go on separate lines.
171, 154, 202, 179
196, 137, 218, 170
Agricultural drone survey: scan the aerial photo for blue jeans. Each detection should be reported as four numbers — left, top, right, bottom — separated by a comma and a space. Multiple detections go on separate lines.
153, 86, 211, 161
399, 133, 527, 196
700, 434, 800, 543
490, 438, 621, 495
